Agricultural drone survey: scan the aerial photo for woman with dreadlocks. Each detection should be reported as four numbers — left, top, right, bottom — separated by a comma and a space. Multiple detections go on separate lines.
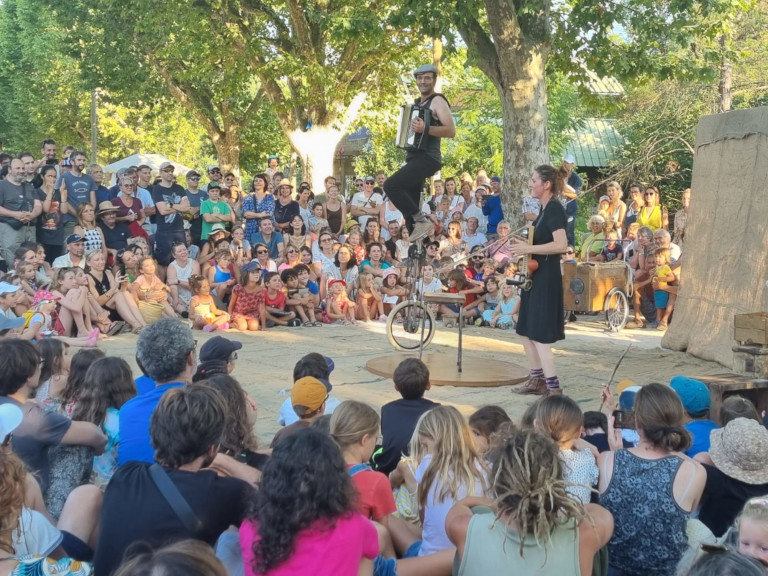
446, 430, 613, 576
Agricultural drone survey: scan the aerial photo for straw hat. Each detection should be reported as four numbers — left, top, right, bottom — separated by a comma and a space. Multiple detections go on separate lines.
709, 418, 768, 485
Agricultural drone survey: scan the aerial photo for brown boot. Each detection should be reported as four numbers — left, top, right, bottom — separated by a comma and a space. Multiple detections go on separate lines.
516, 377, 546, 395
545, 387, 564, 397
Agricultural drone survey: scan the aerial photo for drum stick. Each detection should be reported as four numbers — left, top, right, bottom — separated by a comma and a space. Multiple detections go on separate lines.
599, 343, 632, 412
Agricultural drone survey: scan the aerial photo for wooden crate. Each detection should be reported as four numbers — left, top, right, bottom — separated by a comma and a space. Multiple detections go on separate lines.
733, 345, 768, 379
563, 262, 628, 312
698, 373, 768, 424
735, 312, 768, 346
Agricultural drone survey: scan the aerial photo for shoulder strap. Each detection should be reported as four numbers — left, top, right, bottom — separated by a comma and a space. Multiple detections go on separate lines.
149, 464, 202, 534
348, 463, 372, 477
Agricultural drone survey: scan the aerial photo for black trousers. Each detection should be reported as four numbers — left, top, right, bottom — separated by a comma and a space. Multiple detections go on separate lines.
384, 154, 441, 232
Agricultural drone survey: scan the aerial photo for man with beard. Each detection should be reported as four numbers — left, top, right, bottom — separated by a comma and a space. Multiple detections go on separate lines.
60, 150, 96, 241
0, 158, 42, 263
384, 64, 455, 242
152, 162, 190, 273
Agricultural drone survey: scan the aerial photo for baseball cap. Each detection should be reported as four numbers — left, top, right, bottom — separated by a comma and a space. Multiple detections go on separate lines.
199, 336, 243, 363
328, 279, 346, 288
670, 376, 711, 417
0, 404, 23, 442
0, 282, 21, 296
490, 176, 501, 183
563, 154, 576, 164
599, 195, 610, 203
364, 175, 375, 183
186, 170, 201, 178
207, 164, 221, 173
33, 290, 60, 307
207, 181, 221, 190
159, 161, 174, 172
291, 377, 328, 412
241, 261, 263, 273
65, 234, 85, 244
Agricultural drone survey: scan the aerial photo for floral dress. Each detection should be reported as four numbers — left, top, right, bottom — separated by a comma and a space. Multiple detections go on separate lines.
230, 284, 265, 320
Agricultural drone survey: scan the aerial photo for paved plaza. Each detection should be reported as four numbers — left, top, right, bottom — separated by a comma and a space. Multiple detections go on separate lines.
100, 319, 727, 446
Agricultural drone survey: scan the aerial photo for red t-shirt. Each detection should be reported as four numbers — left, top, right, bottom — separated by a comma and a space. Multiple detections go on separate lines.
349, 465, 396, 521
264, 290, 286, 309
448, 286, 476, 305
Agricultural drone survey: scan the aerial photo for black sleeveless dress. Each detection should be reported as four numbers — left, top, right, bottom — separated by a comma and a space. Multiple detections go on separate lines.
515, 199, 566, 344
89, 272, 120, 321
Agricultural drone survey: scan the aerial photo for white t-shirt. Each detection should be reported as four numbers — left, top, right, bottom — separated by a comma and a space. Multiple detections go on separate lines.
350, 192, 383, 228
415, 277, 443, 296
415, 454, 488, 556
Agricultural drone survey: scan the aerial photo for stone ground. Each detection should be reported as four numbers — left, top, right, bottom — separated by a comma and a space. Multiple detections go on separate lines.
100, 316, 729, 446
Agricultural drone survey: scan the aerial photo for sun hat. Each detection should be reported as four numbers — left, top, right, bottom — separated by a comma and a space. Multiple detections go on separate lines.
291, 377, 328, 412
382, 268, 399, 280
0, 404, 23, 441
709, 418, 768, 485
97, 201, 119, 215
33, 290, 60, 307
209, 223, 230, 238
278, 178, 294, 189
670, 376, 711, 417
344, 220, 361, 234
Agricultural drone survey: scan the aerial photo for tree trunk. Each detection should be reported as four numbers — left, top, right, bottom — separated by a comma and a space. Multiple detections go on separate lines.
497, 52, 550, 228
718, 35, 732, 114
287, 126, 344, 192
211, 128, 242, 177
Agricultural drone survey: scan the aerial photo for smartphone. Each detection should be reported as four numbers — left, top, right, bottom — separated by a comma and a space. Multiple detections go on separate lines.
612, 410, 635, 430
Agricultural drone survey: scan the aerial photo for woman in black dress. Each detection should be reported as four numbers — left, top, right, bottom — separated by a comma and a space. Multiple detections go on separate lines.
511, 164, 568, 396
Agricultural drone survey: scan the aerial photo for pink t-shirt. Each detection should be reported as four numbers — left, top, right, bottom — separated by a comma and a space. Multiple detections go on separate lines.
239, 513, 379, 576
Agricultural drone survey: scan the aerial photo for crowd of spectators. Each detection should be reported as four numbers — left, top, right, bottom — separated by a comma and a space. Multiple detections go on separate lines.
0, 318, 765, 576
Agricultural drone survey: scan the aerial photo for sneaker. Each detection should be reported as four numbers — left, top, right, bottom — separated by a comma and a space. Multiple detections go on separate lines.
474, 318, 483, 327
410, 220, 434, 243
203, 324, 215, 333
288, 318, 302, 327
378, 315, 388, 322
515, 377, 546, 395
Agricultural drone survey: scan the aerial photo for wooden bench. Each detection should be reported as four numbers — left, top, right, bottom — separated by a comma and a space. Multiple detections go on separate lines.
424, 292, 466, 372
698, 373, 768, 423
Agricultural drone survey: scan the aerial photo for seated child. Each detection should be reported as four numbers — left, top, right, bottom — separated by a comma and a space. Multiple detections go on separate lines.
133, 257, 176, 320
487, 282, 519, 328
464, 275, 500, 324
322, 279, 356, 325
380, 268, 405, 315
228, 262, 266, 332
595, 230, 623, 262
206, 248, 236, 301
308, 203, 329, 237
468, 405, 514, 457
355, 272, 386, 322
281, 269, 320, 327
263, 271, 299, 327
295, 264, 320, 309
188, 274, 230, 331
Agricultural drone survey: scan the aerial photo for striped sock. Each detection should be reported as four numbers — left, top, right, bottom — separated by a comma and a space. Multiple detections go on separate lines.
530, 368, 544, 379
546, 376, 561, 390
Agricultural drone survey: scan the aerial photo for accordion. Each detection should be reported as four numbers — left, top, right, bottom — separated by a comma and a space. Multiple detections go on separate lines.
395, 104, 432, 151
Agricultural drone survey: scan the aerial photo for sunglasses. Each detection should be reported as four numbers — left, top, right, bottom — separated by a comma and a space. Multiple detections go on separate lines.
256, 250, 268, 254
188, 176, 200, 181
565, 250, 575, 254
162, 168, 175, 173
471, 256, 484, 260
228, 352, 238, 361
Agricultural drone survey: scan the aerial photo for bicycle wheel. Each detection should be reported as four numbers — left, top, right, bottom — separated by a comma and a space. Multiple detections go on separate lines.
386, 301, 436, 351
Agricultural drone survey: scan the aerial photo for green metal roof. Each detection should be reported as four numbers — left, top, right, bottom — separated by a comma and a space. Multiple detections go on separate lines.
564, 118, 625, 168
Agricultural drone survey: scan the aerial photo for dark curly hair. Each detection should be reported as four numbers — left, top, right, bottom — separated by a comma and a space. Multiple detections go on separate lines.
248, 427, 356, 573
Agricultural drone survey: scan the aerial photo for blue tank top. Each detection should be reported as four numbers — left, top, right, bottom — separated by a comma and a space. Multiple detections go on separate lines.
600, 450, 688, 576
212, 265, 232, 284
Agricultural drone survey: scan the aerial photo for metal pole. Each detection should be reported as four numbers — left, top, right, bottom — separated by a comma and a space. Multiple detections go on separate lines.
90, 90, 98, 163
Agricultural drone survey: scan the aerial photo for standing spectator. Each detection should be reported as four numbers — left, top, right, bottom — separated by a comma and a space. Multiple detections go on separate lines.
624, 183, 644, 230
561, 154, 583, 247
152, 162, 189, 272
112, 176, 148, 241
60, 151, 96, 241
481, 179, 504, 238
89, 164, 111, 204
133, 165, 157, 236
201, 182, 234, 241
202, 164, 223, 193
605, 181, 627, 237
0, 158, 41, 264
242, 174, 274, 245
36, 164, 64, 263
18, 152, 37, 185
522, 191, 540, 223
637, 186, 668, 231
673, 188, 691, 247
183, 169, 207, 246
264, 156, 279, 193
350, 175, 383, 229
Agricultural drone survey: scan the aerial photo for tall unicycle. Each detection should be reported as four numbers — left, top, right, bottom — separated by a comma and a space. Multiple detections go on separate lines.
386, 242, 436, 351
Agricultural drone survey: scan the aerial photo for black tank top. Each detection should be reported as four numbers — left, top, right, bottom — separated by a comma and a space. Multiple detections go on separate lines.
414, 93, 449, 164
89, 272, 111, 296
326, 205, 342, 233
